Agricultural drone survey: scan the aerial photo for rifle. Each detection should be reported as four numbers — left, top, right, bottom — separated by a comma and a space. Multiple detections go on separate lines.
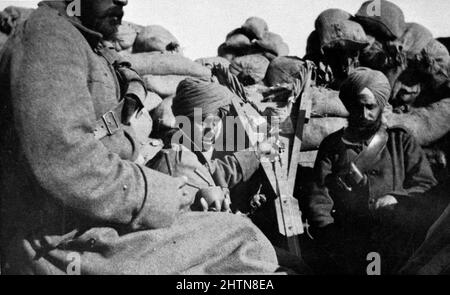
211, 63, 315, 257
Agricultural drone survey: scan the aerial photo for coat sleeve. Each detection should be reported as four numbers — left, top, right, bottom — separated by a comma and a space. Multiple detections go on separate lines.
10, 15, 184, 230
209, 151, 260, 189
390, 131, 438, 198
306, 138, 336, 228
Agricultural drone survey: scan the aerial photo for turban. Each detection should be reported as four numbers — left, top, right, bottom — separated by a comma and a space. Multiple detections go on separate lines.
339, 67, 391, 110
172, 78, 233, 118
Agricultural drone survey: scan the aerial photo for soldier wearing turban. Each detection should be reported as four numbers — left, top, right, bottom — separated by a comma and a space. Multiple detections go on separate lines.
149, 78, 274, 213
304, 68, 437, 274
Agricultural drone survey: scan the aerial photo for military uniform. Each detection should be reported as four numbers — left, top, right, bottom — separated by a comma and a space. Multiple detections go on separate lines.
148, 144, 261, 208
0, 2, 279, 274
306, 126, 438, 274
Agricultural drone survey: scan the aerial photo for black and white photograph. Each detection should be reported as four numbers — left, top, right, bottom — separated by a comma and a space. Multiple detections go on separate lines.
0, 0, 449, 281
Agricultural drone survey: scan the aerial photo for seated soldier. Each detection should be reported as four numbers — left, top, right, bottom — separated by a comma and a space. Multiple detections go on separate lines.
305, 68, 437, 274
0, 0, 281, 275
148, 78, 272, 213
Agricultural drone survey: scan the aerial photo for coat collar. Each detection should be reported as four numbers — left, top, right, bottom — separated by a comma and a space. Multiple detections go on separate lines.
38, 1, 103, 48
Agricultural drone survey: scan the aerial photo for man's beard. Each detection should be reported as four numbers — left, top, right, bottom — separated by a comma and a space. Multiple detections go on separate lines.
348, 113, 383, 140
84, 8, 124, 40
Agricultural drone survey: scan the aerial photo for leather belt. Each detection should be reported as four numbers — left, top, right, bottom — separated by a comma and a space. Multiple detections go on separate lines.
93, 100, 124, 140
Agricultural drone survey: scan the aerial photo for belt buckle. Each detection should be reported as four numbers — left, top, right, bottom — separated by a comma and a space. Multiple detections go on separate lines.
102, 111, 120, 136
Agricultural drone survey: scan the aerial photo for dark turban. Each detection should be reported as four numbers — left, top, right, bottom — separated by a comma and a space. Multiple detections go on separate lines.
172, 78, 233, 118
339, 67, 391, 110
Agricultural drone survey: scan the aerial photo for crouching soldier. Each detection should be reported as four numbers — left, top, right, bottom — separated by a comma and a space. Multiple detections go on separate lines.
148, 78, 273, 213
0, 0, 280, 275
305, 68, 437, 274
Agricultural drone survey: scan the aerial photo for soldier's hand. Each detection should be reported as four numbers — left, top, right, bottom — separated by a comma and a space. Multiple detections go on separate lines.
250, 194, 267, 211
193, 187, 231, 213
370, 195, 398, 211
256, 139, 278, 160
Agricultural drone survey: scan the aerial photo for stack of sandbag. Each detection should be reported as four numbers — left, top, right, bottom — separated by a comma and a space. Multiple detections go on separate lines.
300, 86, 349, 152
123, 52, 211, 98
0, 6, 34, 35
217, 17, 289, 86
119, 24, 213, 98
305, 9, 370, 90
219, 17, 289, 59
389, 23, 450, 107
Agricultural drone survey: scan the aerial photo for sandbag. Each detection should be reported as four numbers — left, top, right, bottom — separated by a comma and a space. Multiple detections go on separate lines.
420, 39, 450, 88
355, 0, 406, 41
399, 23, 434, 58
123, 52, 212, 79
310, 87, 350, 118
254, 32, 289, 57
113, 21, 141, 51
195, 56, 231, 69
230, 54, 270, 86
318, 19, 370, 52
143, 75, 188, 98
314, 8, 352, 31
384, 98, 450, 146
217, 43, 236, 61
301, 118, 348, 151
133, 25, 180, 53
241, 17, 269, 40
225, 30, 253, 49
0, 6, 34, 35
264, 56, 308, 86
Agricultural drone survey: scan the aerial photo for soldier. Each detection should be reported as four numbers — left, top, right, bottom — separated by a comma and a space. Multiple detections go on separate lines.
0, 0, 280, 274
148, 78, 273, 212
305, 68, 437, 274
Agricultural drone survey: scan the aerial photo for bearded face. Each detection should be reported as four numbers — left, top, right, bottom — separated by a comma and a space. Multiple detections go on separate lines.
347, 88, 383, 138
80, 0, 127, 40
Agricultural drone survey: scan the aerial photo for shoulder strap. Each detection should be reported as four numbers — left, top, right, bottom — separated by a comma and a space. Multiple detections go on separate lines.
353, 126, 389, 173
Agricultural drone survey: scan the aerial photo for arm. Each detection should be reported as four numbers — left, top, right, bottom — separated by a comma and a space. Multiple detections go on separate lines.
12, 16, 187, 230
402, 131, 438, 195
306, 139, 336, 228
209, 151, 260, 189
388, 131, 438, 199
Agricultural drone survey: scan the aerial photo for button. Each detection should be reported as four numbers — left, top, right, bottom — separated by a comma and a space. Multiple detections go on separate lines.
123, 185, 128, 191
370, 170, 379, 176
